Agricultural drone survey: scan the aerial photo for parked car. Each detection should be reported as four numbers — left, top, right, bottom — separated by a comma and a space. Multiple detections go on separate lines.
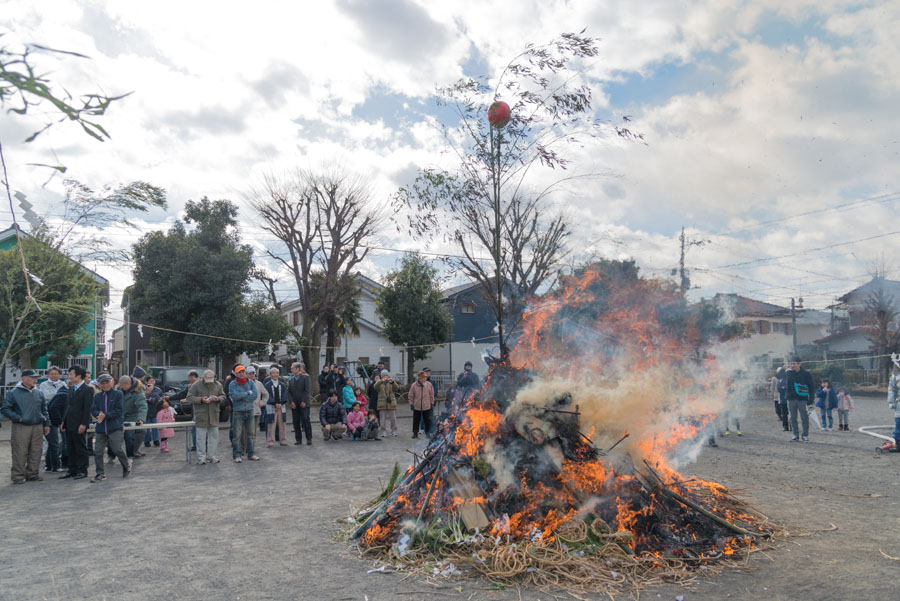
150, 366, 207, 421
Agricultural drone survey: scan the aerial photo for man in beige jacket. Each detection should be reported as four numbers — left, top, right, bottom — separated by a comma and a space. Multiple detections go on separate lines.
188, 370, 225, 464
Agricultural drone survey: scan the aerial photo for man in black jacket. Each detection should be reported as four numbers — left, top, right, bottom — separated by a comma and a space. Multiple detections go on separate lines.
784, 356, 815, 442
288, 362, 312, 445
264, 367, 288, 446
60, 366, 92, 479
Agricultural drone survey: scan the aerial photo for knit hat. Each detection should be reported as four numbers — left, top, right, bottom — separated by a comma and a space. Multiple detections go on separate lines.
380, 370, 389, 377
132, 366, 147, 379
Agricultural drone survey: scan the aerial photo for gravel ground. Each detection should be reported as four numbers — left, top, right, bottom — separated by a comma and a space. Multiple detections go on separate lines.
0, 396, 897, 601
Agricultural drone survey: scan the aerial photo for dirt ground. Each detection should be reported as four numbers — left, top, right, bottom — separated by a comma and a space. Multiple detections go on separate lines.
0, 395, 897, 601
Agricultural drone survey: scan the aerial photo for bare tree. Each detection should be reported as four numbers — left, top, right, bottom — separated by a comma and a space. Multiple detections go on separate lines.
395, 32, 639, 358
247, 167, 383, 390
864, 287, 900, 385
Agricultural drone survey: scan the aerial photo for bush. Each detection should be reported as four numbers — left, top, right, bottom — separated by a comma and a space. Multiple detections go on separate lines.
843, 369, 865, 385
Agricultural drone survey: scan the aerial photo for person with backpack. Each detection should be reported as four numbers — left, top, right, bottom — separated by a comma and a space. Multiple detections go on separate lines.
785, 357, 815, 442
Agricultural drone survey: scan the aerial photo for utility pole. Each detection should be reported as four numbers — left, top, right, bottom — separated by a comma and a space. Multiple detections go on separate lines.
791, 297, 804, 354
674, 226, 708, 296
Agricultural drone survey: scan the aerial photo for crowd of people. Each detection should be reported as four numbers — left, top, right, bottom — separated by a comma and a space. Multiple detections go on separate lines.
1, 357, 485, 484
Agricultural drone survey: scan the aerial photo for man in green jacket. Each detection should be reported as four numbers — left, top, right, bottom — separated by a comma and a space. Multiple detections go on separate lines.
119, 376, 148, 458
1, 369, 50, 484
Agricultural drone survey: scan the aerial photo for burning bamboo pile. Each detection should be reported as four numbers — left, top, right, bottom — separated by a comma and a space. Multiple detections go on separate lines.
349, 265, 783, 594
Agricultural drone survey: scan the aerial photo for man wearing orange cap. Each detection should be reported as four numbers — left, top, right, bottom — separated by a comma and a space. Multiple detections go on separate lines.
228, 365, 261, 463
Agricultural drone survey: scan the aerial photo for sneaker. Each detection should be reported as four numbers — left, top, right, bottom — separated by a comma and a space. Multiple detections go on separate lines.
123, 461, 133, 478
90, 475, 107, 483
790, 436, 799, 442
783, 426, 791, 431
144, 442, 151, 448
161, 448, 169, 453
802, 437, 810, 443
736, 431, 742, 436
233, 457, 242, 463
391, 431, 398, 437
134, 451, 146, 457
248, 455, 261, 461
153, 441, 160, 447
279, 442, 289, 446
198, 458, 207, 464
266, 443, 274, 448
411, 433, 419, 439
294, 441, 303, 445
26, 476, 43, 482
724, 429, 731, 436
306, 441, 312, 446
209, 458, 220, 463
708, 439, 718, 447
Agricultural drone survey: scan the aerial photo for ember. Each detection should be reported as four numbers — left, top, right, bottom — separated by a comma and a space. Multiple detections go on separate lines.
350, 264, 780, 594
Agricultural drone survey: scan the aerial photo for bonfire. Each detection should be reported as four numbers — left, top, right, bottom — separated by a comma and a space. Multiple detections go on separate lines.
349, 265, 782, 595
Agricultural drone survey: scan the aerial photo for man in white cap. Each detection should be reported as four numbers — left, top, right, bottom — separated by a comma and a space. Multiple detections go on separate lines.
1, 369, 50, 484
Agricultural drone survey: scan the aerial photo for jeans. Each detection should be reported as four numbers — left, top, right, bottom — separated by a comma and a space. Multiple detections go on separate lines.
45, 426, 62, 471
893, 417, 900, 445
788, 400, 810, 438
196, 426, 219, 463
143, 416, 159, 443
819, 407, 833, 428
93, 429, 128, 476
292, 405, 312, 443
231, 411, 256, 458
837, 409, 849, 427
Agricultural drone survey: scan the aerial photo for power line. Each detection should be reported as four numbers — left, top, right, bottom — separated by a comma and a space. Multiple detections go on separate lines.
712, 231, 900, 269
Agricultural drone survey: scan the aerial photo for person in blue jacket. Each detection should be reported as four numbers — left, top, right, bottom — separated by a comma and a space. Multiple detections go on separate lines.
228, 365, 261, 463
815, 379, 838, 431
89, 374, 131, 482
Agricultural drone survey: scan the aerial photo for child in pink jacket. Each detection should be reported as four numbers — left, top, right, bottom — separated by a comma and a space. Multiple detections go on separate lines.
347, 401, 366, 440
156, 399, 176, 452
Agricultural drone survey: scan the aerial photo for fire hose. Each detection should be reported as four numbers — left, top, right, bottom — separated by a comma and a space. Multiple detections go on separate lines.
857, 425, 898, 452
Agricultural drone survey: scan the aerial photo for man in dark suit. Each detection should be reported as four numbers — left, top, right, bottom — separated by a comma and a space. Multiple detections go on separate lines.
60, 365, 93, 480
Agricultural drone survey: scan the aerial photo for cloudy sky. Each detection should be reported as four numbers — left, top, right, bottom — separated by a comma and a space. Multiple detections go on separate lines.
2, 0, 899, 331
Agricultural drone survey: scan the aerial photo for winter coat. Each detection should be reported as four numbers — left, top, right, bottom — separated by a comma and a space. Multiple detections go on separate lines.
317, 371, 331, 394
815, 386, 838, 410
187, 380, 225, 428
288, 373, 311, 406
366, 381, 379, 413
145, 386, 163, 418
39, 379, 66, 401
265, 378, 287, 410
156, 406, 176, 438
342, 385, 356, 411
228, 378, 258, 412
253, 380, 268, 416
64, 383, 93, 431
784, 368, 815, 403
1, 383, 49, 427
776, 378, 786, 403
122, 386, 148, 423
319, 399, 346, 426
48, 387, 69, 427
457, 369, 480, 390
355, 392, 368, 412
375, 379, 400, 410
347, 409, 366, 431
837, 392, 854, 412
888, 373, 900, 418
91, 389, 125, 434
408, 380, 435, 411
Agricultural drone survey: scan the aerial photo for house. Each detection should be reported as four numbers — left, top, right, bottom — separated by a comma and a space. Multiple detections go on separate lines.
712, 293, 829, 360
0, 226, 108, 385
413, 281, 499, 383
278, 274, 405, 383
828, 277, 900, 332
814, 277, 900, 370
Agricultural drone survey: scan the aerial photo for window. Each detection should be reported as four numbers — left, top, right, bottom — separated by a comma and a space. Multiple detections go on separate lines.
358, 356, 370, 366
291, 311, 301, 326
336, 356, 346, 366
379, 356, 391, 371
461, 302, 476, 314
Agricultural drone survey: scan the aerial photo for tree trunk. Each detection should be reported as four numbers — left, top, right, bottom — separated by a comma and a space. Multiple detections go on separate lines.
301, 318, 322, 397
407, 351, 415, 385
325, 316, 337, 365
19, 348, 32, 369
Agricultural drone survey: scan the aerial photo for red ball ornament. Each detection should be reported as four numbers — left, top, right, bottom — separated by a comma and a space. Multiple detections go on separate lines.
488, 101, 511, 128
